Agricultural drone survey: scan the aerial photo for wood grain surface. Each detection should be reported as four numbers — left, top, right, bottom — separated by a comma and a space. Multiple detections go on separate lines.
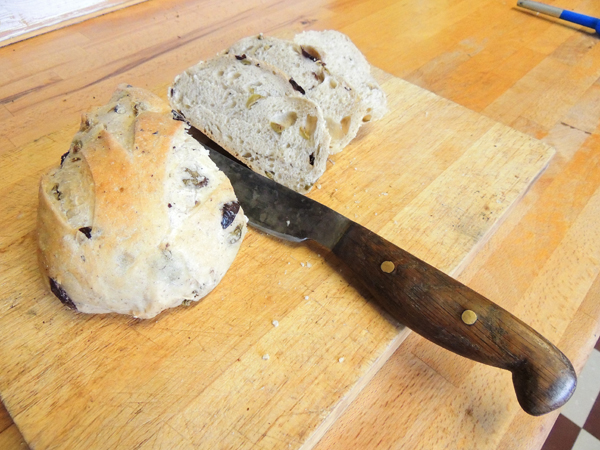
331, 220, 576, 417
0, 65, 552, 447
0, 0, 599, 449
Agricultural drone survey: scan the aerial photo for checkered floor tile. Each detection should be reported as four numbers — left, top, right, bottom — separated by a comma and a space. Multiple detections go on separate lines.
542, 337, 600, 450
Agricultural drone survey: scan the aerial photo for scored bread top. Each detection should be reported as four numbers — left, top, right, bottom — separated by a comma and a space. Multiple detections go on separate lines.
169, 54, 331, 194
227, 35, 365, 154
38, 84, 247, 319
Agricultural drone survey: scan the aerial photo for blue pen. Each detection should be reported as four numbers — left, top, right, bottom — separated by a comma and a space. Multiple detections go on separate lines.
517, 0, 600, 33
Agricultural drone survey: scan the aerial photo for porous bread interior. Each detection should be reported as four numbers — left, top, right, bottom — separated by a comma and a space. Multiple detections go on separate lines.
169, 54, 330, 194
227, 35, 364, 153
294, 30, 387, 121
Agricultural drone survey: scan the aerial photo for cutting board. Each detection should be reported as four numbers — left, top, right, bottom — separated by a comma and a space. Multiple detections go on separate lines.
0, 71, 554, 450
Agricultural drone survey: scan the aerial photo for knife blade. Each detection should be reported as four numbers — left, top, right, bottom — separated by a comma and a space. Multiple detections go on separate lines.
198, 132, 576, 416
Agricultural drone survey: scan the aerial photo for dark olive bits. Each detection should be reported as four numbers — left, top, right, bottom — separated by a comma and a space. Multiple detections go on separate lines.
289, 78, 306, 95
171, 109, 186, 122
49, 278, 77, 310
78, 227, 92, 239
301, 47, 318, 62
60, 151, 70, 166
221, 201, 240, 229
51, 184, 62, 201
183, 168, 209, 188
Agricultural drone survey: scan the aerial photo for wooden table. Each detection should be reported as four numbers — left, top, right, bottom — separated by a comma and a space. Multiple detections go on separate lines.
1, 0, 600, 448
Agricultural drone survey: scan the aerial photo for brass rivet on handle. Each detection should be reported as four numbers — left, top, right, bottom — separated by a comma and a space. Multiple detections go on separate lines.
461, 310, 478, 325
380, 261, 395, 273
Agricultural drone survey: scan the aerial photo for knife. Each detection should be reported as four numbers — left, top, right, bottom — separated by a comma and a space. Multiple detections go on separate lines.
196, 131, 576, 416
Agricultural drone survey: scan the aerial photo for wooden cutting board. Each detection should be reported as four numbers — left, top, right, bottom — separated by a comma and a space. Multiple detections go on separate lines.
0, 71, 554, 450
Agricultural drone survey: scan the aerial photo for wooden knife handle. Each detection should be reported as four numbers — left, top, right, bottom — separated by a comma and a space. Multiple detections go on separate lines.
331, 221, 576, 416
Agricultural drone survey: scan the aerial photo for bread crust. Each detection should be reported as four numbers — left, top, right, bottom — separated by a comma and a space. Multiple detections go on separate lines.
37, 84, 247, 319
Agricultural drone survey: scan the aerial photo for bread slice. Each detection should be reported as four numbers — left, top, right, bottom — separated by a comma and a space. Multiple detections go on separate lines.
38, 84, 247, 319
227, 35, 365, 154
169, 54, 331, 193
294, 30, 387, 122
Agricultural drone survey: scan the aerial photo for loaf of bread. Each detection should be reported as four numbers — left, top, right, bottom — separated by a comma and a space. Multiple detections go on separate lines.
37, 84, 247, 319
294, 30, 387, 122
227, 35, 365, 154
168, 54, 331, 193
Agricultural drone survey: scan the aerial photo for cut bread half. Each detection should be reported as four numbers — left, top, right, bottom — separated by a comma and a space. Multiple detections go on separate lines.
38, 85, 247, 319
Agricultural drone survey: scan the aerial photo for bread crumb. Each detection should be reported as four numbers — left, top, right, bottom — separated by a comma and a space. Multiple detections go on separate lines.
262, 354, 270, 360
301, 262, 305, 267
338, 357, 345, 363
304, 295, 309, 300
272, 320, 279, 327
317, 184, 322, 189
306, 262, 312, 268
